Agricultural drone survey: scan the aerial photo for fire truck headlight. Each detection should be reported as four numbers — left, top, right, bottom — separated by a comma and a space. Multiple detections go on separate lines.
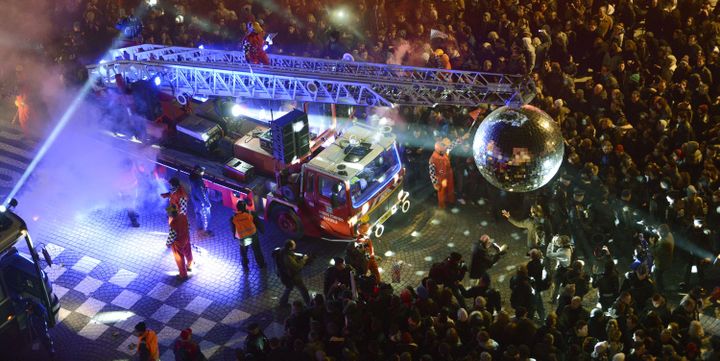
361, 203, 369, 215
398, 190, 409, 202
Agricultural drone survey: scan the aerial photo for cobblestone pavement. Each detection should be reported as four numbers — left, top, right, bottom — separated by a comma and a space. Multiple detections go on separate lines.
0, 120, 715, 361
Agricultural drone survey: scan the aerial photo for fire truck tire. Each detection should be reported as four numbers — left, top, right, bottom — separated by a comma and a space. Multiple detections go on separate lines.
270, 205, 304, 239
401, 200, 410, 213
374, 224, 385, 238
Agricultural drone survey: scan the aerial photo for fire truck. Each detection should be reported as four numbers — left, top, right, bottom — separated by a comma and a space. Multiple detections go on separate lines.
103, 81, 408, 240
88, 44, 533, 239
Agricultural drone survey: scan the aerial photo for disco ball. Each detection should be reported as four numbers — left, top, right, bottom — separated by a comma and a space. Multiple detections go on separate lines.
472, 105, 564, 192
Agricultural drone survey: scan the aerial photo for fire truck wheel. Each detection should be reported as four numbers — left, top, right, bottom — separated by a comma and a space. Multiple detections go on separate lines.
270, 205, 303, 239
401, 200, 410, 213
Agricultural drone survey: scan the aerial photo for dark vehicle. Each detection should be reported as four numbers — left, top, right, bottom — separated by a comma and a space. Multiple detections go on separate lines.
0, 206, 60, 353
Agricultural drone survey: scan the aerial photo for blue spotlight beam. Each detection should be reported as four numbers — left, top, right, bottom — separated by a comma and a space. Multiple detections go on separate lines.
3, 5, 153, 207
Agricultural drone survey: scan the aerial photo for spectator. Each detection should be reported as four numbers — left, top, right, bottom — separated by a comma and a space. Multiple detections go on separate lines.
134, 322, 159, 361
173, 328, 206, 361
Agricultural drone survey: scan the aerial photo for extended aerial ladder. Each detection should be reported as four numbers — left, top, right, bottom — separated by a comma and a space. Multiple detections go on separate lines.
88, 44, 535, 108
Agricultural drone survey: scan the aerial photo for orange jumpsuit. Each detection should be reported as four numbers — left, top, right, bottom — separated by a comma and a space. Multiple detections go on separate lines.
14, 94, 31, 133
167, 215, 193, 278
429, 143, 455, 208
357, 235, 380, 283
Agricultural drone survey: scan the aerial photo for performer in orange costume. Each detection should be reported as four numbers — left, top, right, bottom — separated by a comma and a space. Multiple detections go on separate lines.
166, 205, 193, 280
13, 94, 31, 133
429, 139, 455, 209
356, 222, 381, 284
242, 21, 270, 65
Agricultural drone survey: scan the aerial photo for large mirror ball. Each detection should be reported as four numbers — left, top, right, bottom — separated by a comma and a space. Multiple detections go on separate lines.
472, 105, 565, 192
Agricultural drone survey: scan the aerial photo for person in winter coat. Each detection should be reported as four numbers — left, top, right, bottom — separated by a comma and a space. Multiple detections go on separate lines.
502, 204, 552, 249
592, 260, 620, 311
620, 263, 655, 312
231, 200, 265, 271
527, 249, 549, 320
650, 224, 674, 292
277, 239, 312, 306
173, 328, 206, 361
166, 205, 193, 280
510, 265, 535, 317
469, 234, 505, 286
189, 166, 212, 236
323, 257, 353, 299
546, 235, 573, 301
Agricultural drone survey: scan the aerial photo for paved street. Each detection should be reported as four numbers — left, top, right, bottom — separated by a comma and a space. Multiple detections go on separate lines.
0, 118, 716, 360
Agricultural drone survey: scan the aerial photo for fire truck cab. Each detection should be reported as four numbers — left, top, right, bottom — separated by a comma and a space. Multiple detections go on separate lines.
270, 123, 409, 240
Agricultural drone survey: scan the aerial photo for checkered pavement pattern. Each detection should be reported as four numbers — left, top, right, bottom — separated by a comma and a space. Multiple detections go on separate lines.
42, 242, 290, 360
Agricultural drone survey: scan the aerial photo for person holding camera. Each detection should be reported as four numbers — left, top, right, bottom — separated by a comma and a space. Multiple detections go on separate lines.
323, 257, 354, 300
276, 240, 312, 306
469, 234, 507, 286
546, 235, 573, 301
430, 252, 468, 308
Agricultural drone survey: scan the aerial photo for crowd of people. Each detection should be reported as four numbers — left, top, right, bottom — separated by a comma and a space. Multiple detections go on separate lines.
5, 0, 720, 360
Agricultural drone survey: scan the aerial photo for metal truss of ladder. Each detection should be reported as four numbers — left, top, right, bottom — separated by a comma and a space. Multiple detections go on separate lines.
88, 44, 535, 107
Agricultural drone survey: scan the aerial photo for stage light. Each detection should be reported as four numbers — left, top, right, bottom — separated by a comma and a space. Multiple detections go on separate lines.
145, 0, 158, 6
231, 104, 242, 117
175, 15, 184, 24
292, 121, 305, 133
0, 205, 6, 213
198, 44, 205, 49
153, 76, 161, 86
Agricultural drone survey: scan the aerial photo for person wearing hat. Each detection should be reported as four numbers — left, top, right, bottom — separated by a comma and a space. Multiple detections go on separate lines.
133, 322, 159, 361
244, 322, 269, 360
189, 165, 213, 237
675, 185, 708, 227
231, 199, 265, 271
501, 204, 552, 249
166, 204, 194, 280
162, 177, 189, 218
429, 138, 455, 209
173, 328, 206, 361
323, 256, 353, 299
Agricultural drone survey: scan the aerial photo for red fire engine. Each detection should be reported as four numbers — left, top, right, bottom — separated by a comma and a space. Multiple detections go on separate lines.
107, 83, 408, 240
